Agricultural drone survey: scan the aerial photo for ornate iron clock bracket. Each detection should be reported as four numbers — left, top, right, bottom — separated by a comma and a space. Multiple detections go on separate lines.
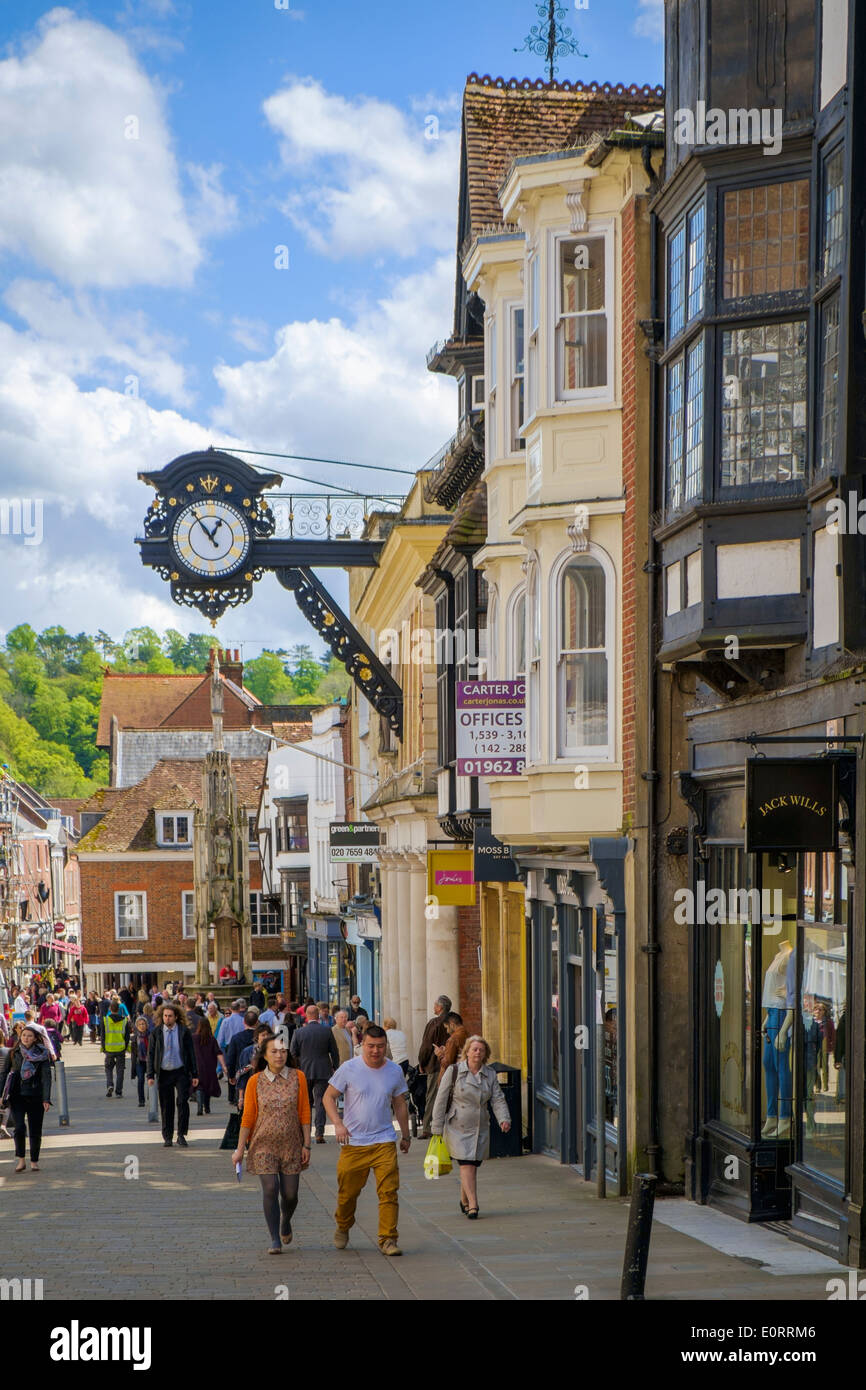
275, 567, 403, 739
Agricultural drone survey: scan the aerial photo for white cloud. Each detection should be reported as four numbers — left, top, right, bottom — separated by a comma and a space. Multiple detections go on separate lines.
7, 552, 183, 639
0, 9, 208, 287
186, 162, 239, 238
211, 257, 455, 470
4, 279, 192, 406
0, 318, 210, 525
229, 317, 272, 354
263, 79, 459, 259
634, 0, 664, 40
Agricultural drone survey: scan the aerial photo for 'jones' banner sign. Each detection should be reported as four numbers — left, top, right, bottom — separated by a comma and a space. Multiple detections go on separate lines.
745, 757, 838, 853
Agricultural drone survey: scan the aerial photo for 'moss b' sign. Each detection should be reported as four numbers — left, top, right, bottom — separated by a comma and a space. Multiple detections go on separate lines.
745, 757, 838, 853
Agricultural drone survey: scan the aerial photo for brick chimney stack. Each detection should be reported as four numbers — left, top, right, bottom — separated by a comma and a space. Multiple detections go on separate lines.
219, 648, 244, 687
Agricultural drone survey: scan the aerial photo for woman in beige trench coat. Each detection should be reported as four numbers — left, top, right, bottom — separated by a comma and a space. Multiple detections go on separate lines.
431, 1035, 511, 1219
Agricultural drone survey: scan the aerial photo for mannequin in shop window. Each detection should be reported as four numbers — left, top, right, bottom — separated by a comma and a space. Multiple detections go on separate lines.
761, 938, 795, 1139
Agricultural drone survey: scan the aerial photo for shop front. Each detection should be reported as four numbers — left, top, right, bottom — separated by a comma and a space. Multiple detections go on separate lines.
682, 709, 859, 1263
522, 838, 628, 1193
341, 910, 381, 1021
305, 914, 354, 1011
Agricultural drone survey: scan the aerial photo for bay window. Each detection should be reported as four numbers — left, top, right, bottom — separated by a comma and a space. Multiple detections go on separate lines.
722, 179, 809, 298
526, 251, 539, 419
510, 305, 525, 450
527, 560, 542, 763
720, 321, 807, 489
666, 336, 705, 512
558, 556, 610, 756
556, 234, 608, 396
486, 315, 497, 458
667, 201, 705, 343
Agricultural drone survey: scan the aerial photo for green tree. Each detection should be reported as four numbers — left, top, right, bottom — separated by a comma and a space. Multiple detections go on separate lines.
5, 623, 37, 653
244, 651, 296, 704
29, 683, 71, 743
315, 656, 351, 703
292, 657, 324, 697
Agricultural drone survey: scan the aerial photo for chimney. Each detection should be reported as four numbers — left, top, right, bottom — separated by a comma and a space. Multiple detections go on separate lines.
220, 648, 243, 687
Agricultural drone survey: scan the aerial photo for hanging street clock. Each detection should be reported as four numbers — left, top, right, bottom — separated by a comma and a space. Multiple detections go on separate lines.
135, 448, 404, 736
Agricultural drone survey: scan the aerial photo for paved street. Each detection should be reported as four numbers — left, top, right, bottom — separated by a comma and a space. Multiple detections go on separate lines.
0, 1045, 847, 1301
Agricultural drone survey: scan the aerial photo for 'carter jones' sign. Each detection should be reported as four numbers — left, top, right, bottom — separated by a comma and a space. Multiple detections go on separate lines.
745, 757, 838, 853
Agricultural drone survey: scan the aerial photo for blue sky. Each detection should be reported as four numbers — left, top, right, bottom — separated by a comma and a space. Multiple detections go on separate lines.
0, 0, 662, 655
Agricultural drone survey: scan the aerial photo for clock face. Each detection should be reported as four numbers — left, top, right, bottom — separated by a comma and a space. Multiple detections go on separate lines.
171, 500, 251, 577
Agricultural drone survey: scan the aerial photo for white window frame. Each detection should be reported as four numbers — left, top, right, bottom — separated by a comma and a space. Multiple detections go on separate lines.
551, 223, 615, 404
250, 889, 281, 938
115, 891, 147, 941
506, 584, 527, 681
526, 557, 543, 764
508, 301, 526, 452
182, 890, 195, 940
526, 249, 540, 422
470, 374, 485, 410
486, 314, 497, 459
157, 811, 192, 847
552, 543, 616, 762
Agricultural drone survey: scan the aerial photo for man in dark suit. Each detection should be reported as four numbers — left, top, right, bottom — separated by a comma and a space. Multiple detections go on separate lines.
291, 1004, 340, 1143
249, 983, 267, 1011
146, 1002, 198, 1148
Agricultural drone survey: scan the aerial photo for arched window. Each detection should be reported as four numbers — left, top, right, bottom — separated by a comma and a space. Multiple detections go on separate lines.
558, 555, 610, 756
508, 587, 526, 680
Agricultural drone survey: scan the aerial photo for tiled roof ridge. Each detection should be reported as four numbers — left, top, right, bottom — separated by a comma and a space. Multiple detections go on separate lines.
466, 73, 664, 99
102, 671, 200, 679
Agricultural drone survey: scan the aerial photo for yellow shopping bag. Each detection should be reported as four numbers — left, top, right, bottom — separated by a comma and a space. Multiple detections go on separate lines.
423, 1134, 452, 1179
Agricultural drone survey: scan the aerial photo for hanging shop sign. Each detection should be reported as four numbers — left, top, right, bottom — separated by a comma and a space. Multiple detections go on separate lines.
456, 680, 525, 775
745, 757, 838, 853
473, 821, 519, 882
329, 822, 382, 861
427, 849, 475, 906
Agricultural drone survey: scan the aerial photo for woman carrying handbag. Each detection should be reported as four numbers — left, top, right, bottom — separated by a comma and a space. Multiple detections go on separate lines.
0, 1025, 52, 1172
431, 1035, 511, 1219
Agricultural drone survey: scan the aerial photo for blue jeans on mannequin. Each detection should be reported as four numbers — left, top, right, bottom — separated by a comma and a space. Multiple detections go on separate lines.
763, 1008, 792, 1119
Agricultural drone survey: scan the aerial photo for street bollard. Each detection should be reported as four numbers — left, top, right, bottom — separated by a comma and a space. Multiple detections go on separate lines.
55, 1059, 70, 1127
147, 1078, 159, 1123
620, 1172, 657, 1300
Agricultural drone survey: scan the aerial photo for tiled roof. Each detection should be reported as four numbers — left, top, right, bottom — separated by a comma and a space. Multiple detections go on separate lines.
462, 73, 665, 235
96, 672, 201, 746
270, 722, 315, 744
77, 757, 265, 853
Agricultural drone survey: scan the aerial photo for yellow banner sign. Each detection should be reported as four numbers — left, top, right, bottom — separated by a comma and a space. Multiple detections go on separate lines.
427, 849, 475, 906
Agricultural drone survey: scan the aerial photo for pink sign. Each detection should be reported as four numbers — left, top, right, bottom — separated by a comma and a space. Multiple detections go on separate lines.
435, 870, 474, 885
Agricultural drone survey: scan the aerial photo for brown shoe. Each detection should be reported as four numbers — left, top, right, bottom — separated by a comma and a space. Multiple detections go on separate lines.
316, 1135, 326, 1144
380, 1239, 402, 1257
14, 1158, 26, 1173
333, 1229, 349, 1249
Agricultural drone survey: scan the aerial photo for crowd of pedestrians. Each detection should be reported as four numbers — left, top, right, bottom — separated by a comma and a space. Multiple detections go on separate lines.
1, 973, 515, 1253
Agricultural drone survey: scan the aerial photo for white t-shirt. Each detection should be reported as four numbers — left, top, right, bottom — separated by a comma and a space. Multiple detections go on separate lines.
329, 1056, 408, 1146
386, 1028, 409, 1065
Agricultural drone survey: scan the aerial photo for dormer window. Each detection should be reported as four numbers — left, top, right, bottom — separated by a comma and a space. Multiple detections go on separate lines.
158, 813, 191, 847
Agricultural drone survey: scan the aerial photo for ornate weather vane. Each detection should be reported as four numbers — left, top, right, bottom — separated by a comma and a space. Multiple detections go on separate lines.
516, 0, 587, 82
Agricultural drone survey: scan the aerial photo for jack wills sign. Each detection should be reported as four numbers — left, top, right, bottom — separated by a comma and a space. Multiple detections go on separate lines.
745, 757, 838, 853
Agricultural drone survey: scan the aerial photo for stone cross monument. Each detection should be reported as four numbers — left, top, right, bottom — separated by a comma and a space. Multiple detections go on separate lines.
192, 650, 253, 987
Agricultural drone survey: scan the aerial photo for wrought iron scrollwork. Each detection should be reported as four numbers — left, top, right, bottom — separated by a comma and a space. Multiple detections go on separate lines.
169, 574, 262, 623
276, 567, 402, 737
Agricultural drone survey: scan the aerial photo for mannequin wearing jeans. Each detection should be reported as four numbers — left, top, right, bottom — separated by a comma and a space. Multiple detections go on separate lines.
761, 940, 794, 1139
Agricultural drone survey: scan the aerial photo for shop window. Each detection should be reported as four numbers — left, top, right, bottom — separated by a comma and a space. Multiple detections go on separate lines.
558, 556, 610, 756
798, 848, 848, 1184
556, 235, 609, 396
706, 847, 753, 1136
722, 180, 809, 298
115, 892, 146, 941
720, 322, 807, 490
821, 148, 844, 281
816, 294, 841, 477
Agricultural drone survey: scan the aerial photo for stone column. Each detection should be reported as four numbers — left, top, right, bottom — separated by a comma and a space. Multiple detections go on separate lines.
426, 902, 459, 1016
379, 851, 400, 1019
395, 854, 412, 1036
407, 851, 429, 1059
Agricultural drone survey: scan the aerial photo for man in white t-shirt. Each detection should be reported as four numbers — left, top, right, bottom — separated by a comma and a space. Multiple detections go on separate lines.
323, 1023, 410, 1257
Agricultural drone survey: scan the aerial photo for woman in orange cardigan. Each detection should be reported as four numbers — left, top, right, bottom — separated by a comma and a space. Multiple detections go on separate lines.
232, 1030, 311, 1253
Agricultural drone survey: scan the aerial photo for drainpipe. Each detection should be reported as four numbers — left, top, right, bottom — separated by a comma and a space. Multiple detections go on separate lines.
642, 208, 661, 1179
